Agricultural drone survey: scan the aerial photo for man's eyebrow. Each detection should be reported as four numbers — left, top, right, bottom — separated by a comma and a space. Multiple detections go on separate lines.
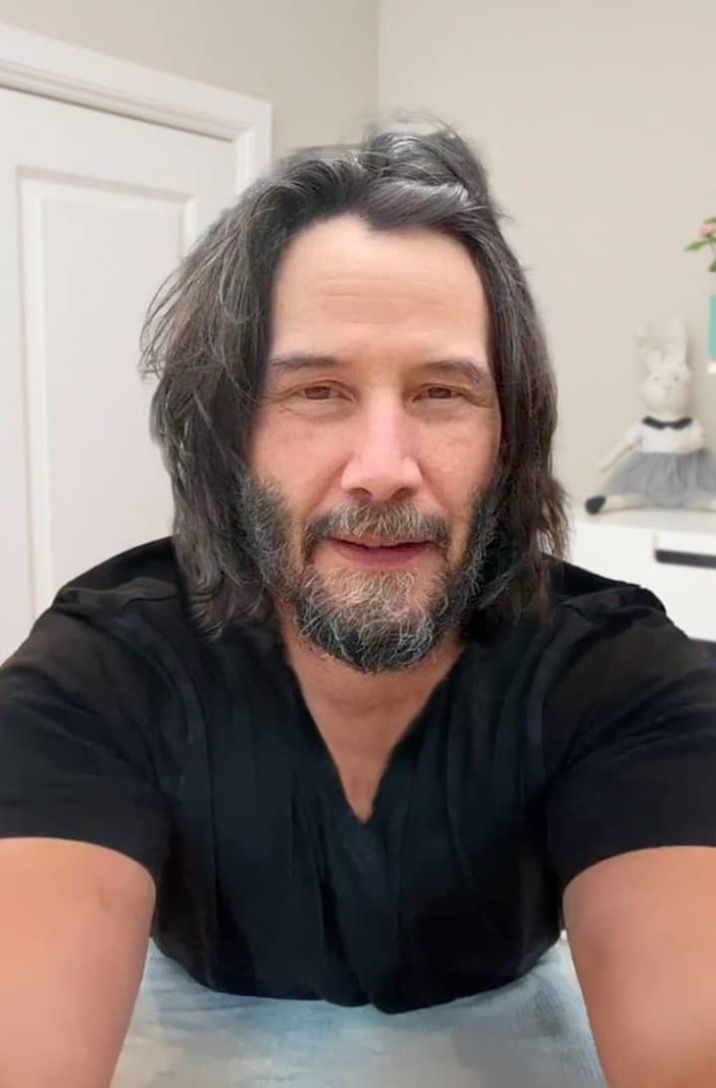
266, 352, 495, 392
267, 352, 339, 376
416, 358, 495, 393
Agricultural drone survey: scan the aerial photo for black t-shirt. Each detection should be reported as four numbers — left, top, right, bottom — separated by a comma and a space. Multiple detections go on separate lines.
1, 537, 716, 1014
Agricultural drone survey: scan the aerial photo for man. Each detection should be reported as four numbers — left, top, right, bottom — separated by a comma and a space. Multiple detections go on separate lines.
1, 125, 715, 1088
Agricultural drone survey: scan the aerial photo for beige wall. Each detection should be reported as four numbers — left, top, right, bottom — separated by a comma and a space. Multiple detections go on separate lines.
380, 0, 716, 503
2, 1, 714, 503
0, 0, 378, 155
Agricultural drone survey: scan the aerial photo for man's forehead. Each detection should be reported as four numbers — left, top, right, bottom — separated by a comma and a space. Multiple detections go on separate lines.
268, 218, 492, 377
272, 215, 487, 307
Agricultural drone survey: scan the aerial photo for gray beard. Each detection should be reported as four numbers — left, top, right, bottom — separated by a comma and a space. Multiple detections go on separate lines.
237, 473, 500, 674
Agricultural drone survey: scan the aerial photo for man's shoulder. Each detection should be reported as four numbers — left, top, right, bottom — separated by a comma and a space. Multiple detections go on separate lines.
469, 559, 672, 713
537, 560, 703, 759
48, 536, 195, 651
474, 559, 667, 657
47, 537, 272, 672
57, 536, 180, 603
2, 538, 194, 747
547, 558, 666, 621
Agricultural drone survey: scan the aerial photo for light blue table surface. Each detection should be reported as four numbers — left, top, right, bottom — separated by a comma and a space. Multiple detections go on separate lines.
112, 938, 607, 1087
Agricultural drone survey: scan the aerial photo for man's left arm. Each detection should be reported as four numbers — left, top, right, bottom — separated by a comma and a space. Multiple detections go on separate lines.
564, 844, 716, 1088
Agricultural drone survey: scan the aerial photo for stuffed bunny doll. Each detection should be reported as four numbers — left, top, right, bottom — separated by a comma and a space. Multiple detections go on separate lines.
585, 319, 716, 514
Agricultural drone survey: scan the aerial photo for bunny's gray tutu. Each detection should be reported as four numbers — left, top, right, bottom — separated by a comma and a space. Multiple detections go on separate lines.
602, 450, 716, 507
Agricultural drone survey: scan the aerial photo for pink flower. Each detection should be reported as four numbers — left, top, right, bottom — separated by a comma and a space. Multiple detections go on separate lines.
699, 221, 716, 238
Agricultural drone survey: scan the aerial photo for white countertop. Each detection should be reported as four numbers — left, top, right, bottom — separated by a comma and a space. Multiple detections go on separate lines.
570, 503, 716, 538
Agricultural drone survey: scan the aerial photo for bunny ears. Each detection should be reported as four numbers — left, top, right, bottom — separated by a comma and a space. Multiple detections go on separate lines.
636, 318, 689, 375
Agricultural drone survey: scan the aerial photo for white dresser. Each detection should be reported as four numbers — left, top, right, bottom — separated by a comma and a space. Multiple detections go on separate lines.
568, 506, 716, 643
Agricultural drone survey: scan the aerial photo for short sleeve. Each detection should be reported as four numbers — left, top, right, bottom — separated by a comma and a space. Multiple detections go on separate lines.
544, 592, 716, 896
0, 606, 172, 882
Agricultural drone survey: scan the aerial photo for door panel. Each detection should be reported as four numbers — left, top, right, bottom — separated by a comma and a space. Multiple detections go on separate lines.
1, 87, 236, 660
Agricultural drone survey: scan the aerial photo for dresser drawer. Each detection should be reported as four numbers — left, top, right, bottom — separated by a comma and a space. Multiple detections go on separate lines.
568, 513, 716, 642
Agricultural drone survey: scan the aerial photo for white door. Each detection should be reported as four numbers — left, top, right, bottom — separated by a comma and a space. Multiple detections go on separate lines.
0, 86, 238, 662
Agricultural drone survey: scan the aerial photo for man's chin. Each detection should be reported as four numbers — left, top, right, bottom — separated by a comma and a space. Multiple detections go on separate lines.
295, 615, 443, 673
295, 582, 439, 629
288, 583, 459, 672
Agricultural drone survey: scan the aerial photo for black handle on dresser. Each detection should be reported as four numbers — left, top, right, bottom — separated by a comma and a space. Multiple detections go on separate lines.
654, 549, 716, 570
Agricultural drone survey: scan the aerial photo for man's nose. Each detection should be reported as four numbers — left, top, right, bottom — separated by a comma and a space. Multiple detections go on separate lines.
339, 405, 423, 503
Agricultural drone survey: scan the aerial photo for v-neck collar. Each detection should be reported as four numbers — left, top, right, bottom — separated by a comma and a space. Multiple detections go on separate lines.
281, 641, 475, 834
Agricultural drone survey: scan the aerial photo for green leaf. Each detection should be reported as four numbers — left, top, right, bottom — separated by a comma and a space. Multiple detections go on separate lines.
685, 240, 706, 251
709, 259, 716, 273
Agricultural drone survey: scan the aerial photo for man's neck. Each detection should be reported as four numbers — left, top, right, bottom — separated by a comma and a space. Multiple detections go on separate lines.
278, 612, 465, 756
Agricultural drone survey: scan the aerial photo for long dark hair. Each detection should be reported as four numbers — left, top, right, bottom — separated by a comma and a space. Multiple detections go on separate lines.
139, 123, 567, 641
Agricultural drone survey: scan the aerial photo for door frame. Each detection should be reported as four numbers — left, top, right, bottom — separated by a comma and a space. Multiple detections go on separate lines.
0, 22, 272, 188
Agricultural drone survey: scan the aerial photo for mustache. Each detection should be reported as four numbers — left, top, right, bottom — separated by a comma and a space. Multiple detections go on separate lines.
303, 504, 451, 554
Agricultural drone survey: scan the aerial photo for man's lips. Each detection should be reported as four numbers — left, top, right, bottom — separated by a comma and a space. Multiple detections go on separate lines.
327, 537, 434, 568
332, 536, 429, 548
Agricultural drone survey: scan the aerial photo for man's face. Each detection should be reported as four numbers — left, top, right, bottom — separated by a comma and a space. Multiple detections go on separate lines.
245, 214, 502, 672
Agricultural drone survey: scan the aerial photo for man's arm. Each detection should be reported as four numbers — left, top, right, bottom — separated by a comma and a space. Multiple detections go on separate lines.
0, 837, 155, 1088
564, 845, 716, 1088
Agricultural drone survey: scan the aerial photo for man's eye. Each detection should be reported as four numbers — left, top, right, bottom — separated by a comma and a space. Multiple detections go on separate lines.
421, 386, 463, 400
300, 385, 339, 400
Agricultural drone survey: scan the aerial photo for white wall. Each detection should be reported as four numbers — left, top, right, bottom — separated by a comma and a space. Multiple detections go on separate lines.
0, 0, 378, 155
380, 0, 716, 503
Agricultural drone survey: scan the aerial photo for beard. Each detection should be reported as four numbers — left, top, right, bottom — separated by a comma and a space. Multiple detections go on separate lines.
236, 473, 500, 674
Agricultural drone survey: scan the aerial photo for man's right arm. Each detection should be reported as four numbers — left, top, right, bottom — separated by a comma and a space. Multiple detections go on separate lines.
0, 837, 156, 1088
